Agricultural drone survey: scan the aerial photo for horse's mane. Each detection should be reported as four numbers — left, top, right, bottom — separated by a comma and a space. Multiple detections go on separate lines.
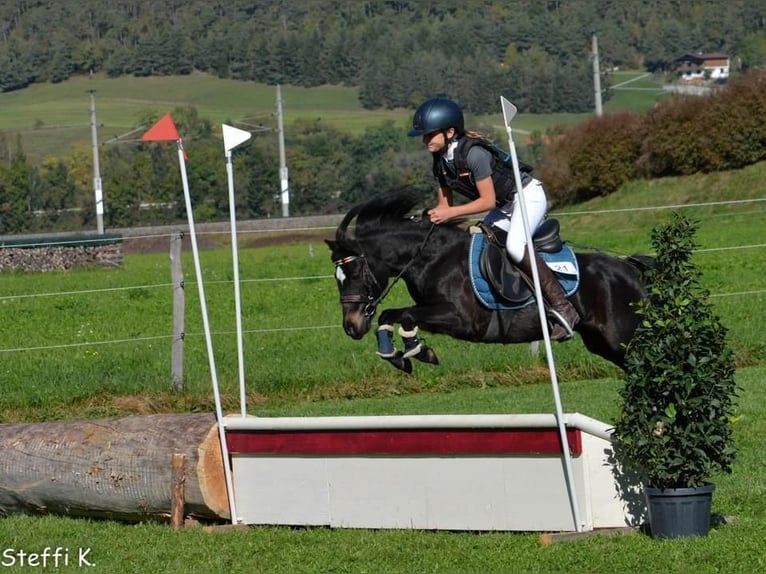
335, 187, 425, 244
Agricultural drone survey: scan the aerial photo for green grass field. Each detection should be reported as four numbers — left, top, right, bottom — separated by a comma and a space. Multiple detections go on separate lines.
0, 208, 764, 571
0, 161, 764, 421
0, 71, 667, 162
1, 367, 764, 574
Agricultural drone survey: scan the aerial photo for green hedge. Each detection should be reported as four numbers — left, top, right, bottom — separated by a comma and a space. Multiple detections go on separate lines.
539, 70, 766, 206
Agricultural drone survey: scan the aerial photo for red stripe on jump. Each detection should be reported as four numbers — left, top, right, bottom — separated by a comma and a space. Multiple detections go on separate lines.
226, 428, 582, 456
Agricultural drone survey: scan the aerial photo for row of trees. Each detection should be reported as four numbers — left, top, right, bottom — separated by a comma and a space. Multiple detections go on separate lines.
0, 108, 436, 234
2, 1, 766, 232
2, 1, 766, 113
4, 69, 766, 234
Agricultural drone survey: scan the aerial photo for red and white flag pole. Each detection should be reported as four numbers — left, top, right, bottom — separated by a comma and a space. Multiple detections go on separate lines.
143, 114, 239, 524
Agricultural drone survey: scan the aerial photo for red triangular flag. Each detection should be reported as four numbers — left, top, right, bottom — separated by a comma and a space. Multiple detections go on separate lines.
142, 113, 181, 142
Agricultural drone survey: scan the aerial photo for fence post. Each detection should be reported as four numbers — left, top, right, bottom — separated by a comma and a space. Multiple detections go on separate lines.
171, 453, 186, 529
170, 233, 185, 392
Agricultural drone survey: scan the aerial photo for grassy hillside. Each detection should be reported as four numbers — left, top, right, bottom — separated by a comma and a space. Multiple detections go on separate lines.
0, 71, 665, 162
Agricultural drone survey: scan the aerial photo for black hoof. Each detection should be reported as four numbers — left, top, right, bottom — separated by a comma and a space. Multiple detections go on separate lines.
385, 351, 413, 374
414, 346, 439, 365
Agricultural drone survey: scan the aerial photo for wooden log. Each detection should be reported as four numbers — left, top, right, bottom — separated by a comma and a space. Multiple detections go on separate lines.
0, 413, 229, 522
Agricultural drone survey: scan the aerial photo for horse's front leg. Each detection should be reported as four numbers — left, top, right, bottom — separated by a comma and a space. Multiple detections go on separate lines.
374, 322, 414, 374
398, 325, 439, 365
374, 305, 452, 373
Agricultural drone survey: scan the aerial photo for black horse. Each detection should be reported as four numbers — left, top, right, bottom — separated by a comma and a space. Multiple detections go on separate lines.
326, 189, 651, 373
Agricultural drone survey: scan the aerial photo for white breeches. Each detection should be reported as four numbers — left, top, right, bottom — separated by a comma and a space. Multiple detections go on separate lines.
482, 178, 548, 263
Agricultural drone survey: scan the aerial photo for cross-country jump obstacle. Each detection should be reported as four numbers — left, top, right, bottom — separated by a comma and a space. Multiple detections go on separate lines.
213, 99, 643, 532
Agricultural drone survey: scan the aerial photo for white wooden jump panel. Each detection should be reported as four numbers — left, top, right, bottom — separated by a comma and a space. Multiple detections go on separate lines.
223, 413, 643, 532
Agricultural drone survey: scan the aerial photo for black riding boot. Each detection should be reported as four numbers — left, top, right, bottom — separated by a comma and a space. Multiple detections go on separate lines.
517, 251, 580, 341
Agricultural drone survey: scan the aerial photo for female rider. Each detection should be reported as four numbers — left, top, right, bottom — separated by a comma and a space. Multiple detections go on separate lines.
408, 96, 579, 341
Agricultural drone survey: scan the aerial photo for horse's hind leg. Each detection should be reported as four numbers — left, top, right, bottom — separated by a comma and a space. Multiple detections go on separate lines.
577, 326, 626, 369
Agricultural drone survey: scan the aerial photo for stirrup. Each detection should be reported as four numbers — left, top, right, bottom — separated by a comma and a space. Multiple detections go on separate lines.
548, 309, 576, 341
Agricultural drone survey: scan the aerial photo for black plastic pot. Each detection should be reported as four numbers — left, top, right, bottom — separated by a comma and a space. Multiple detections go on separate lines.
645, 484, 715, 538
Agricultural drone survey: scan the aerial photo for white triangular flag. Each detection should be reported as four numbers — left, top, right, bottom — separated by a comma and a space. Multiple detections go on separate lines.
222, 124, 252, 152
500, 96, 517, 128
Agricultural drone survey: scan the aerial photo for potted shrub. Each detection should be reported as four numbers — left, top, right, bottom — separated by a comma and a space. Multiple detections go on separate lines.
612, 212, 738, 538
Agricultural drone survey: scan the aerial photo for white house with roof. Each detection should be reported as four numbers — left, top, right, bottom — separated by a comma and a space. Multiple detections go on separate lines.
674, 52, 730, 83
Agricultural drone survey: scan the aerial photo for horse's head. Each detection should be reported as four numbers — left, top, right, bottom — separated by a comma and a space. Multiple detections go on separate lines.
327, 189, 426, 339
325, 238, 384, 339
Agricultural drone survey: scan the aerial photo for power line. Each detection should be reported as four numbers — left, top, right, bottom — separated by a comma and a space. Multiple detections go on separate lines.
556, 197, 766, 216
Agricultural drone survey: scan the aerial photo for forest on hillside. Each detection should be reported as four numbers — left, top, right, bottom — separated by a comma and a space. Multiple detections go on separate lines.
1, 1, 766, 233
2, 0, 766, 114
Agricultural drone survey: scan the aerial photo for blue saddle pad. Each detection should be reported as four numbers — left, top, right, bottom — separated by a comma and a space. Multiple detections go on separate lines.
468, 234, 580, 310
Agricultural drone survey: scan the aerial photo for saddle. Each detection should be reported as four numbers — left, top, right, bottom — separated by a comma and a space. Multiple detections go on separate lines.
469, 219, 578, 309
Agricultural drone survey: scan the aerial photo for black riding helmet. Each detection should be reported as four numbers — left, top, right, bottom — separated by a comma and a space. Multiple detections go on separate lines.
407, 97, 464, 137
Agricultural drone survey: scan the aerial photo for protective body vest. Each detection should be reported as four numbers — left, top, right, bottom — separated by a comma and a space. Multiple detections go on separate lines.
433, 137, 533, 206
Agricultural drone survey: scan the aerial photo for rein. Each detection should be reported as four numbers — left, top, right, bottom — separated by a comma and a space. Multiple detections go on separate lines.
336, 223, 436, 317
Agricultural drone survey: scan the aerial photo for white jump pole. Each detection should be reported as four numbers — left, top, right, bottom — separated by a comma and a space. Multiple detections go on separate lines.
176, 138, 239, 525
142, 114, 239, 524
222, 124, 253, 418
499, 97, 583, 532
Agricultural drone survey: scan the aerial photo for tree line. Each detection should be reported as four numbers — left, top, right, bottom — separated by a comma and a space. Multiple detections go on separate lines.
2, 0, 765, 114
5, 68, 766, 235
0, 108, 435, 233
2, 0, 766, 234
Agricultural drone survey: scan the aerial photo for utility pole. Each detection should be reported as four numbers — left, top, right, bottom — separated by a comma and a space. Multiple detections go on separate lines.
592, 34, 603, 117
88, 90, 105, 233
276, 85, 289, 217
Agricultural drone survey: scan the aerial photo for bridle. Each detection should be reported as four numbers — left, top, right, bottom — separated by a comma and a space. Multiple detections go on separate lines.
333, 254, 382, 316
333, 223, 436, 317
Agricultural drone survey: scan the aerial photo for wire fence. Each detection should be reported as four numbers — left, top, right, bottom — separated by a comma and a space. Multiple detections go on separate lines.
0, 198, 764, 356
